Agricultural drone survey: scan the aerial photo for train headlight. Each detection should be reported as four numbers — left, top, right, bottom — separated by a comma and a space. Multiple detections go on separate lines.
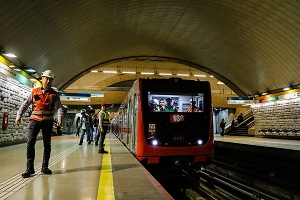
197, 140, 203, 145
152, 139, 158, 146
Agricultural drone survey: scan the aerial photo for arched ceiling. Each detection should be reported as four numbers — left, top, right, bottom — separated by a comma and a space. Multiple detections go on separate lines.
66, 60, 233, 94
0, 0, 299, 97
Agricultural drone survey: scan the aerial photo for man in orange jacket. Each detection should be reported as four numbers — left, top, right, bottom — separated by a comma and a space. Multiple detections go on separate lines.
16, 70, 63, 178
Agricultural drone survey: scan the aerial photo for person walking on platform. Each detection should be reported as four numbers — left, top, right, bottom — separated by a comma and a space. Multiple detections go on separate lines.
79, 109, 91, 145
220, 118, 226, 136
96, 104, 110, 154
15, 70, 63, 178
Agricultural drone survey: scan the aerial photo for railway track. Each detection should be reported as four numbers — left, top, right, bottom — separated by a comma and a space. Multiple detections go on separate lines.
181, 158, 300, 200
187, 168, 282, 200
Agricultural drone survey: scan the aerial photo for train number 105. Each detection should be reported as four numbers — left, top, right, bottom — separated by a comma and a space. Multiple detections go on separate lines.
170, 114, 185, 123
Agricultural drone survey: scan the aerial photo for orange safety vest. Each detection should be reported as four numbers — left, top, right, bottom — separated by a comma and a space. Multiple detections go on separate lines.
30, 87, 57, 121
187, 107, 199, 112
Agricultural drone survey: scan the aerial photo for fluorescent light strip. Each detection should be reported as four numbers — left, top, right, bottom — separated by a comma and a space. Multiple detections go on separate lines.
159, 73, 172, 76
177, 74, 189, 76
91, 70, 98, 73
194, 74, 206, 77
103, 71, 117, 73
141, 72, 154, 75
3, 53, 17, 57
122, 72, 136, 74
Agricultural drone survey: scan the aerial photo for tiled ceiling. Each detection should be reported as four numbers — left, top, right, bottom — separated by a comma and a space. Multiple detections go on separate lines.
0, 0, 299, 97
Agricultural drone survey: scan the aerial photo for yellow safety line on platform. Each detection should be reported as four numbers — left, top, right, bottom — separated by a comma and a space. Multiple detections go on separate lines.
97, 137, 115, 200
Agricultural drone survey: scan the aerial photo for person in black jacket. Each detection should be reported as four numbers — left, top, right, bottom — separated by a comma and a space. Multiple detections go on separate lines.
220, 118, 226, 136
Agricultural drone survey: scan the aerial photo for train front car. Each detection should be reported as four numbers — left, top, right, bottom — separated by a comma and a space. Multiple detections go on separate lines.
137, 78, 214, 168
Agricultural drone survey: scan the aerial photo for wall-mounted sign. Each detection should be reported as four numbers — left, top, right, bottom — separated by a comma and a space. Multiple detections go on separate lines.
278, 92, 300, 100
227, 97, 254, 104
257, 92, 300, 103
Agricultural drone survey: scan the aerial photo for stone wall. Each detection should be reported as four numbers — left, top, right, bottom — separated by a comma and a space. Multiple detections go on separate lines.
0, 76, 31, 145
251, 97, 300, 138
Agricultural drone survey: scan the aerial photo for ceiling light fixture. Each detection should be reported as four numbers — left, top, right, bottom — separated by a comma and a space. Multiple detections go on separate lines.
122, 71, 136, 74
91, 70, 98, 73
217, 80, 225, 85
141, 72, 154, 75
177, 74, 189, 76
103, 70, 118, 73
25, 68, 36, 73
159, 73, 172, 76
3, 53, 17, 57
194, 74, 206, 77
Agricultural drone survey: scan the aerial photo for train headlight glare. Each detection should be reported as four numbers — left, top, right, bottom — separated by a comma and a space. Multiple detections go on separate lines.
152, 140, 158, 146
197, 140, 203, 145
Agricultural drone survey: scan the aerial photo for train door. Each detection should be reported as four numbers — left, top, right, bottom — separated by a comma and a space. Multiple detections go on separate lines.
131, 93, 138, 153
127, 99, 133, 149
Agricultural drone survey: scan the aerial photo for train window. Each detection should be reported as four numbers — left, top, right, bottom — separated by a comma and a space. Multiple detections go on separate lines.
148, 92, 204, 113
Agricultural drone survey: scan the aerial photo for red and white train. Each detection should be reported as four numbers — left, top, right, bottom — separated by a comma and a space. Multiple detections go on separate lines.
111, 78, 214, 168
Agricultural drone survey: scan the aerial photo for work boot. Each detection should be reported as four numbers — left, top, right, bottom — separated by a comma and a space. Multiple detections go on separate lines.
98, 149, 108, 154
41, 168, 52, 174
22, 168, 35, 178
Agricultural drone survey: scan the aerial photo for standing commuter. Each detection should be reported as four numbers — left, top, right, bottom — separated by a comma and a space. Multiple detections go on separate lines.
93, 113, 99, 145
220, 118, 226, 136
75, 116, 80, 137
79, 109, 91, 145
66, 118, 72, 135
15, 70, 63, 178
96, 104, 110, 154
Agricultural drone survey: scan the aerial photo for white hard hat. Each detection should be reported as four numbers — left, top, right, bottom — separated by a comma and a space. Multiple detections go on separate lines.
41, 70, 55, 79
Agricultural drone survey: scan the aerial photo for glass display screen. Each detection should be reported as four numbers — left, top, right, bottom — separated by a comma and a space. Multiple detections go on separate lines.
148, 92, 204, 113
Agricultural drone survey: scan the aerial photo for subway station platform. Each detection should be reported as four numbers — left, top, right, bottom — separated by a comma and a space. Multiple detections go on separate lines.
214, 134, 300, 161
0, 133, 173, 200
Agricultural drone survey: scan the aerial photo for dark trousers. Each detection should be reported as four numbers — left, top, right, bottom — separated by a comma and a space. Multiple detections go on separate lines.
79, 128, 90, 144
27, 120, 53, 170
76, 127, 80, 136
96, 127, 108, 150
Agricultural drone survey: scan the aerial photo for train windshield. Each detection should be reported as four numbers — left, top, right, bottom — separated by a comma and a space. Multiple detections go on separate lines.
148, 92, 204, 113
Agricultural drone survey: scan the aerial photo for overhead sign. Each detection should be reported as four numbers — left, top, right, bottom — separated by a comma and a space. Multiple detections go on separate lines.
227, 97, 254, 104
59, 92, 91, 102
79, 92, 104, 97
